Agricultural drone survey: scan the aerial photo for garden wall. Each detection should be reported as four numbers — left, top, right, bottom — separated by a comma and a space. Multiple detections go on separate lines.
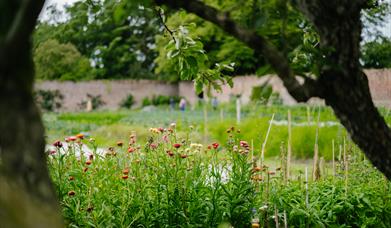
34, 69, 391, 111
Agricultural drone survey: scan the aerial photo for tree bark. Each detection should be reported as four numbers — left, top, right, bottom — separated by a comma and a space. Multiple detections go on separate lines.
155, 0, 391, 179
297, 0, 391, 179
0, 1, 63, 227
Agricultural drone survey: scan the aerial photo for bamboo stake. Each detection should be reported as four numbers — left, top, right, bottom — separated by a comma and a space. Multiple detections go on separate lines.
251, 139, 254, 163
236, 96, 241, 124
261, 114, 275, 164
203, 102, 208, 144
305, 166, 309, 208
332, 140, 335, 177
274, 205, 279, 228
344, 138, 348, 197
312, 107, 320, 181
287, 110, 292, 181
338, 144, 342, 169
283, 210, 288, 228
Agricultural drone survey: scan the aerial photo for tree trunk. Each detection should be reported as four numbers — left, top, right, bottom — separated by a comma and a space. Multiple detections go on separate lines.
0, 1, 63, 227
298, 0, 391, 179
155, 0, 391, 179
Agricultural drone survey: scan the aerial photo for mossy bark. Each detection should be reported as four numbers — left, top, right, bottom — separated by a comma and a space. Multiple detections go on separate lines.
0, 1, 63, 226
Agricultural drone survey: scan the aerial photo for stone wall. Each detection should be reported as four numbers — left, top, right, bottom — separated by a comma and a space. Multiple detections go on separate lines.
34, 80, 178, 111
34, 69, 391, 111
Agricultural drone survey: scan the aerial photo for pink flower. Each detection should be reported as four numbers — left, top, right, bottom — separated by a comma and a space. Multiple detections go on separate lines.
240, 140, 249, 148
67, 136, 77, 142
150, 143, 158, 149
212, 142, 219, 149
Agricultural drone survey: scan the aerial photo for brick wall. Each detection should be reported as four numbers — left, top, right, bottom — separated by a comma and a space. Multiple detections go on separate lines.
34, 69, 391, 111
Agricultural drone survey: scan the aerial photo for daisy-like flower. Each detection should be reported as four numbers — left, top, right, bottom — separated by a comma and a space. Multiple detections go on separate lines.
53, 140, 63, 148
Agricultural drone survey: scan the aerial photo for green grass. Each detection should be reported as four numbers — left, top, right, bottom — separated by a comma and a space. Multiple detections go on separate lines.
43, 104, 391, 159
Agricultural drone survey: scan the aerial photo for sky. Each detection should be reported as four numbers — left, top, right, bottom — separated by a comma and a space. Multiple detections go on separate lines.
40, 0, 391, 37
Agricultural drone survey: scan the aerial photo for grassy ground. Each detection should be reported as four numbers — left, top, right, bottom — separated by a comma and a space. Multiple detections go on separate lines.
43, 104, 391, 160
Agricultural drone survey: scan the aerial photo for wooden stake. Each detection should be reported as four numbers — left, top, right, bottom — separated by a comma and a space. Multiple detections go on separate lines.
287, 110, 292, 180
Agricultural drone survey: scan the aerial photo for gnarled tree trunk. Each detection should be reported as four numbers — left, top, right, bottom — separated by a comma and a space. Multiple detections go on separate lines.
298, 0, 391, 179
0, 1, 63, 226
155, 0, 391, 179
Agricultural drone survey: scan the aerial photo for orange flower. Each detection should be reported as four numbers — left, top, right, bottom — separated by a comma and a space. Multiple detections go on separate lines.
268, 171, 276, 175
68, 190, 76, 196
122, 175, 129, 179
251, 175, 263, 181
253, 167, 262, 172
76, 133, 84, 139
85, 160, 92, 165
167, 150, 174, 157
123, 169, 129, 175
128, 147, 135, 153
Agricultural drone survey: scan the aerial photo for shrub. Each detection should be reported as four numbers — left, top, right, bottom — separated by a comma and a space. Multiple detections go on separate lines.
120, 94, 134, 109
34, 89, 64, 112
142, 95, 181, 106
142, 97, 152, 106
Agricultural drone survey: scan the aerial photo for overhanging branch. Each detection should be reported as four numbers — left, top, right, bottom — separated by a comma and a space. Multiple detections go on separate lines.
154, 0, 322, 101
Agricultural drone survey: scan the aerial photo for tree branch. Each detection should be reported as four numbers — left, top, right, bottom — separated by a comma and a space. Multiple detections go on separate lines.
154, 0, 322, 102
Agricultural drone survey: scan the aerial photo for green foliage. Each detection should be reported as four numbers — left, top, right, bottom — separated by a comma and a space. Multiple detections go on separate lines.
34, 0, 159, 80
120, 94, 135, 109
250, 83, 275, 104
34, 89, 64, 112
47, 123, 391, 227
34, 39, 93, 81
141, 95, 181, 106
361, 37, 391, 68
158, 21, 235, 94
154, 10, 257, 79
142, 97, 152, 106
